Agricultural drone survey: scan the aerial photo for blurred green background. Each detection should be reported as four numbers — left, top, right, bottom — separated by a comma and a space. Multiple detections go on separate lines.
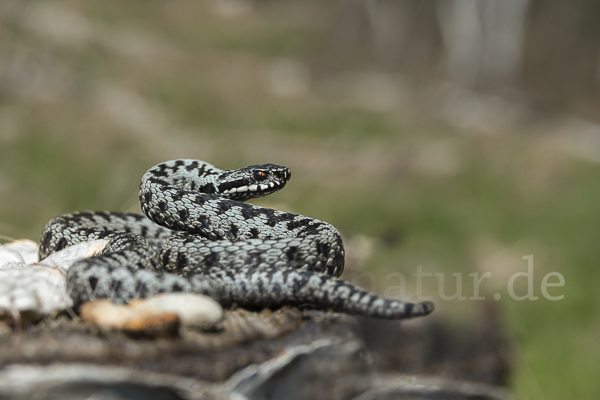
1, 1, 599, 398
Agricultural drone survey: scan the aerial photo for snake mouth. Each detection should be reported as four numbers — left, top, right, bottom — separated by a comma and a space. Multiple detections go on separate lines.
221, 181, 287, 198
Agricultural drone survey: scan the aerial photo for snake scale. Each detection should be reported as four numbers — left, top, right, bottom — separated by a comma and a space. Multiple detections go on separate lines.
39, 159, 434, 319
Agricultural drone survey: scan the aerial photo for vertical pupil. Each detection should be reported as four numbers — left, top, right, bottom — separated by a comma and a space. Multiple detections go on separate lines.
255, 171, 267, 181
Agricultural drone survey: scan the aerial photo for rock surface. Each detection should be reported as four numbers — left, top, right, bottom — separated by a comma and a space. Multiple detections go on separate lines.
0, 239, 512, 400
0, 305, 512, 400
0, 240, 109, 322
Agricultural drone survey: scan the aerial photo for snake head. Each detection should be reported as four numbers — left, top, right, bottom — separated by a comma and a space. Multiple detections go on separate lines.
216, 164, 292, 200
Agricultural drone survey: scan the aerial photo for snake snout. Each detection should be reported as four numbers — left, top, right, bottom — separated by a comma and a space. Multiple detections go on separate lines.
277, 167, 291, 182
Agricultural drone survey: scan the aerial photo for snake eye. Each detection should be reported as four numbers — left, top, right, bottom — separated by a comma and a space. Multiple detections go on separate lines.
254, 171, 268, 181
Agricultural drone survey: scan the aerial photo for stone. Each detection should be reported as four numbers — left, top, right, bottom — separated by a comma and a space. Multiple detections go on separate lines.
80, 293, 223, 338
130, 293, 223, 330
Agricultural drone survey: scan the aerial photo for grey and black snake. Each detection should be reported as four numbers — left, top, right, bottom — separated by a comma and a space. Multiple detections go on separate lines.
39, 159, 434, 319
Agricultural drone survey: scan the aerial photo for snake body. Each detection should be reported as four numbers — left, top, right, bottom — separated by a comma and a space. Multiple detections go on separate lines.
39, 160, 434, 319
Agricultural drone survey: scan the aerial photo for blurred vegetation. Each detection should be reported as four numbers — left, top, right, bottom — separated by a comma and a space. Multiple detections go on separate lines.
1, 1, 599, 399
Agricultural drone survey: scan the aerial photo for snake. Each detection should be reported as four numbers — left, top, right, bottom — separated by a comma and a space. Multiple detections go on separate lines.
39, 159, 434, 319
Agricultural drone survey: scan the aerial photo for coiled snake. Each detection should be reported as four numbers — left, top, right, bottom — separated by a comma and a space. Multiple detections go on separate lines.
39, 160, 434, 319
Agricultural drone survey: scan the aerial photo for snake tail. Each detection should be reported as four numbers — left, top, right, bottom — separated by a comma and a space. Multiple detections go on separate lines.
67, 256, 433, 319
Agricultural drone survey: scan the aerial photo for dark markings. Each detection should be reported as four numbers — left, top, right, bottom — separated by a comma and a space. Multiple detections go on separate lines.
161, 249, 171, 266
202, 183, 216, 195
185, 161, 199, 171
194, 195, 206, 205
152, 164, 169, 177
203, 252, 220, 268
175, 252, 187, 270
284, 246, 299, 262
178, 209, 189, 222
171, 282, 183, 292
55, 237, 67, 252
240, 204, 262, 220
216, 201, 234, 213
229, 224, 239, 238
96, 212, 112, 222
171, 191, 183, 201
88, 276, 99, 292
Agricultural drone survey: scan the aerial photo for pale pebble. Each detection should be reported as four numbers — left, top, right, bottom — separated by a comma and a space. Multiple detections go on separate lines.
0, 265, 71, 317
3, 239, 39, 264
80, 299, 180, 338
81, 293, 223, 334
0, 239, 110, 320
130, 293, 223, 329
0, 246, 24, 269
41, 239, 109, 272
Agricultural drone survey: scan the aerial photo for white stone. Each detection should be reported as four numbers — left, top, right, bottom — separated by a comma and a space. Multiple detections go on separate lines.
0, 265, 71, 316
132, 293, 223, 329
0, 239, 110, 319
0, 246, 24, 269
41, 239, 109, 273
81, 293, 223, 333
3, 239, 39, 264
